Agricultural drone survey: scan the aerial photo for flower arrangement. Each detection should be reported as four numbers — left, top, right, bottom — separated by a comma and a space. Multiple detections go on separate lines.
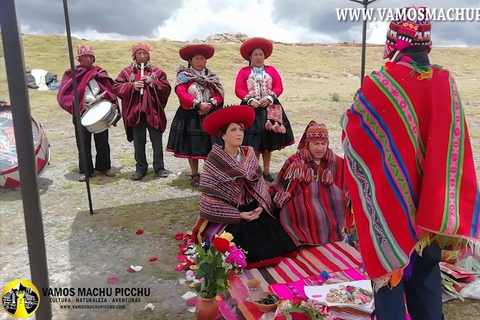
274, 297, 331, 320
193, 231, 247, 299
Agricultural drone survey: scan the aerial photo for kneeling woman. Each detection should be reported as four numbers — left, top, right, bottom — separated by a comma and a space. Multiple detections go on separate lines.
192, 106, 298, 268
270, 121, 348, 246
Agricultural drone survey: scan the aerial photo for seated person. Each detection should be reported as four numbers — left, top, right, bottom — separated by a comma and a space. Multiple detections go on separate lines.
269, 121, 347, 246
192, 105, 298, 268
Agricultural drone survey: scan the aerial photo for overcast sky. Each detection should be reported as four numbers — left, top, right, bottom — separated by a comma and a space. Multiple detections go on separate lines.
14, 0, 480, 46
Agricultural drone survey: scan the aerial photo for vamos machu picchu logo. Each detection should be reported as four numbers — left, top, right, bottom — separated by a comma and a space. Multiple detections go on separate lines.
2, 280, 40, 318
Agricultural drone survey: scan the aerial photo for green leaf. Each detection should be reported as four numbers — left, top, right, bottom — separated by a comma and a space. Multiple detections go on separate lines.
213, 266, 226, 279
198, 262, 213, 273
216, 278, 226, 286
195, 245, 206, 256
194, 282, 202, 293
195, 270, 206, 280
209, 245, 216, 254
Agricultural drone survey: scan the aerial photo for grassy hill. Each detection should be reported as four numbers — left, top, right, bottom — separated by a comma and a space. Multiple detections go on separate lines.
0, 35, 479, 319
1, 35, 479, 155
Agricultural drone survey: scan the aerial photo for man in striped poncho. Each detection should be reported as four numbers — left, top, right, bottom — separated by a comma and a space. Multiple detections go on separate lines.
341, 6, 479, 320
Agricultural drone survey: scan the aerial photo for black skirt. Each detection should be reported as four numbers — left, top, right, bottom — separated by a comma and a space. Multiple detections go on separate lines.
166, 106, 222, 159
241, 99, 295, 153
225, 201, 298, 263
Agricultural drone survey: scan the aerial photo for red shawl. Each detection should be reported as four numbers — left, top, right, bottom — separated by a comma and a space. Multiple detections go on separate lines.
57, 65, 117, 116
114, 63, 171, 141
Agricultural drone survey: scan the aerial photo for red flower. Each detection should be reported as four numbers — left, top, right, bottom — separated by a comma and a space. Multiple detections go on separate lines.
292, 296, 305, 306
213, 237, 230, 253
175, 232, 184, 240
177, 254, 187, 262
136, 229, 144, 235
149, 257, 158, 262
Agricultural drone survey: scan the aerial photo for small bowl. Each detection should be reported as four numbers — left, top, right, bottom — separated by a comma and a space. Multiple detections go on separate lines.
250, 291, 280, 313
247, 279, 262, 292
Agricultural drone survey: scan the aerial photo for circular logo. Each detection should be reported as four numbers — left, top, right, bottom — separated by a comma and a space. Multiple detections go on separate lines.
2, 280, 40, 318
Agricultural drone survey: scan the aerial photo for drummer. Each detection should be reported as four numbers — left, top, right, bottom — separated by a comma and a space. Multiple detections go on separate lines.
57, 44, 118, 182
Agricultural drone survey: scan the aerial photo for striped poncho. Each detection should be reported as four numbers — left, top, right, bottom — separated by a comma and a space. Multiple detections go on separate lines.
341, 60, 480, 286
269, 154, 347, 246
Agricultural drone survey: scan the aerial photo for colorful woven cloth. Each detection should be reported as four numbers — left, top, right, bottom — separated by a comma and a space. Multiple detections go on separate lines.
341, 60, 480, 284
219, 242, 362, 319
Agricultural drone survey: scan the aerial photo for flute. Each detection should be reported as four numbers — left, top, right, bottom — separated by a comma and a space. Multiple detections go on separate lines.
140, 62, 145, 96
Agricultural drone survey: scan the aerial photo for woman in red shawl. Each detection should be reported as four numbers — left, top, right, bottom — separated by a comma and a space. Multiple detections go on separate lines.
192, 106, 298, 268
235, 38, 295, 182
166, 44, 225, 187
114, 43, 172, 180
270, 121, 347, 246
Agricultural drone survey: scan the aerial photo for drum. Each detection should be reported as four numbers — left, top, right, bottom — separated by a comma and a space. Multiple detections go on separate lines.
84, 79, 100, 104
80, 100, 118, 133
0, 103, 50, 188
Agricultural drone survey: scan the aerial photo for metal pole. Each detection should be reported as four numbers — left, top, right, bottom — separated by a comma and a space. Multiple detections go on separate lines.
0, 1, 52, 319
61, 0, 95, 215
348, 0, 378, 86
360, 1, 368, 86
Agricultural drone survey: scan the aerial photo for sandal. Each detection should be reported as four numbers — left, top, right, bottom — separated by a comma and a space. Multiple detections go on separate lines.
263, 173, 274, 182
190, 173, 200, 187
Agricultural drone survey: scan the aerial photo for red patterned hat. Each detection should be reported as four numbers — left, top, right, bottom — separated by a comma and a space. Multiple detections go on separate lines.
202, 106, 255, 136
383, 6, 432, 59
77, 44, 94, 58
179, 44, 215, 61
298, 121, 329, 149
305, 123, 329, 141
239, 37, 273, 61
132, 43, 151, 57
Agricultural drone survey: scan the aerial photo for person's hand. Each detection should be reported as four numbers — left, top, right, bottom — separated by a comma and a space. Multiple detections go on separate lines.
198, 102, 212, 115
239, 207, 263, 221
258, 97, 270, 107
94, 91, 106, 100
250, 99, 261, 108
141, 76, 153, 85
133, 81, 144, 91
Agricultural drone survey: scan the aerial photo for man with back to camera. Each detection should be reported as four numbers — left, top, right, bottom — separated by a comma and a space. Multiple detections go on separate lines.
341, 6, 480, 320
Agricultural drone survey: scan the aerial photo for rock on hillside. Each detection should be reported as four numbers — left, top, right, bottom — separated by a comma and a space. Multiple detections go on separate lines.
202, 33, 250, 43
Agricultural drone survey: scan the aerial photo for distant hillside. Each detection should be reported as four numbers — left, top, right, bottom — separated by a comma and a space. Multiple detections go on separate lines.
0, 35, 478, 151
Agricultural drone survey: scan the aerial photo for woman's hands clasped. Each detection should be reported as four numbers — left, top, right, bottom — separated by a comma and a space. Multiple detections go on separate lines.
249, 97, 271, 108
240, 207, 263, 222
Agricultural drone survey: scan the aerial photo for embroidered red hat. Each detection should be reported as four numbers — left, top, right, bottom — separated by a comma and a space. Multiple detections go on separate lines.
77, 44, 94, 58
298, 121, 329, 149
132, 42, 151, 57
239, 37, 273, 61
179, 44, 215, 61
202, 105, 255, 136
383, 6, 432, 59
